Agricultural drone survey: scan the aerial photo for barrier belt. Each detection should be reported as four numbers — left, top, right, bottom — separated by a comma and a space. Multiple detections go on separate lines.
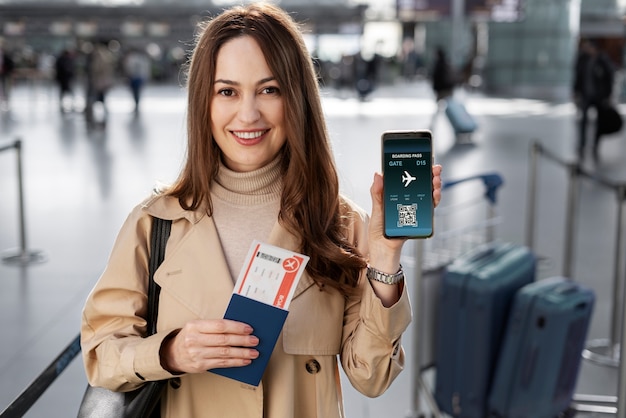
0, 333, 81, 418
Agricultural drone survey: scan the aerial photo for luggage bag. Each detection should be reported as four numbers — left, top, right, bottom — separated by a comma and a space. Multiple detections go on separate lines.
434, 242, 536, 417
488, 277, 595, 418
445, 97, 478, 135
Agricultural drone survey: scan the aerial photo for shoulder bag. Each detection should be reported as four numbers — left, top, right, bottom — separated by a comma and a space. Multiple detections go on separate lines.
77, 216, 172, 418
597, 102, 623, 136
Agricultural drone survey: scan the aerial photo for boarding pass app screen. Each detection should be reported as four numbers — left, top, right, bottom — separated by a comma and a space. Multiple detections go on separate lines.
382, 132, 433, 239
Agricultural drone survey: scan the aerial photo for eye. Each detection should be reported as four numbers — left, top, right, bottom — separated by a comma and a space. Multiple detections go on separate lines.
217, 88, 235, 97
261, 86, 280, 95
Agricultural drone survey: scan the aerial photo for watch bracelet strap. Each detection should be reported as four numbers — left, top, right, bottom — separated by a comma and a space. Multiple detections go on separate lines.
367, 264, 404, 284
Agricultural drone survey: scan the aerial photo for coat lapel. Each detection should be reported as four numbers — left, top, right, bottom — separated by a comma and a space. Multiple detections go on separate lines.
153, 206, 317, 320
155, 215, 235, 319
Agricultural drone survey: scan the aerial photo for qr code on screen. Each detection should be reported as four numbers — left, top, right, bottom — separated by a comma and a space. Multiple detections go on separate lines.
397, 203, 417, 227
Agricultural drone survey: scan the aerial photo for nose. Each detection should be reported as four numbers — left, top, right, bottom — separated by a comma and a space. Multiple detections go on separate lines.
237, 95, 261, 124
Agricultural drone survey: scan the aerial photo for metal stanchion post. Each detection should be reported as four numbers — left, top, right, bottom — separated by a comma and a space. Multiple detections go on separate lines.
407, 239, 442, 418
611, 186, 626, 363
407, 239, 424, 418
1, 138, 46, 265
583, 184, 624, 367
525, 141, 540, 250
619, 192, 626, 415
562, 162, 580, 280
526, 141, 579, 277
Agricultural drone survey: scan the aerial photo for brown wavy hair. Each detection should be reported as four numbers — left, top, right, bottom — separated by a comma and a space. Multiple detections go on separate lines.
166, 3, 366, 295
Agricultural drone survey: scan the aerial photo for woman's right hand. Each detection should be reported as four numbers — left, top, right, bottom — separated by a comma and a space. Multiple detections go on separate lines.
160, 319, 259, 374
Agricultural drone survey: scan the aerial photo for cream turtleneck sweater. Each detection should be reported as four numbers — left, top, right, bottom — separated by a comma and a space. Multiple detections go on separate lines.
210, 158, 283, 281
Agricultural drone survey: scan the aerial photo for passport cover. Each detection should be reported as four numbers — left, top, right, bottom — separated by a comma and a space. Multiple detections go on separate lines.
209, 293, 289, 386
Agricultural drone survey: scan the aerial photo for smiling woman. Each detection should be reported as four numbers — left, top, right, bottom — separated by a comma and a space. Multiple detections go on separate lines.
79, 3, 442, 418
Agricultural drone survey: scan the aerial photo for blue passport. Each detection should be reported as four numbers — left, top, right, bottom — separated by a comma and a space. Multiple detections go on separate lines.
209, 293, 289, 386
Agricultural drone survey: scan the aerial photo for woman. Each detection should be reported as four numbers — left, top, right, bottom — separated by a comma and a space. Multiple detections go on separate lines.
81, 3, 443, 417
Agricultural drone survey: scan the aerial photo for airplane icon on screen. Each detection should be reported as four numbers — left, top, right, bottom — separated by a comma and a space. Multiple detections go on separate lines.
401, 170, 416, 187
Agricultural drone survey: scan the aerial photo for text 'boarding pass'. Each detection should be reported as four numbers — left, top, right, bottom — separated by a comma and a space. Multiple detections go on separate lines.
234, 241, 309, 310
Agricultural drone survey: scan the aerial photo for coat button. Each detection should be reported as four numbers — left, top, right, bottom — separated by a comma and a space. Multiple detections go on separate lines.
169, 377, 181, 389
305, 359, 321, 374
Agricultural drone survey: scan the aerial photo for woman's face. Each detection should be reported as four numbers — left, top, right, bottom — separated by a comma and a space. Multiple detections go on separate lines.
210, 36, 286, 172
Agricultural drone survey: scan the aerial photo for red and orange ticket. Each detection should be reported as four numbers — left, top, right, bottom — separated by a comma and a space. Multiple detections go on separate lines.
233, 241, 309, 310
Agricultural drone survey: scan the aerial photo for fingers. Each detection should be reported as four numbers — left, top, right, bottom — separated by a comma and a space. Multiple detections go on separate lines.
433, 163, 442, 178
432, 164, 442, 207
162, 319, 260, 374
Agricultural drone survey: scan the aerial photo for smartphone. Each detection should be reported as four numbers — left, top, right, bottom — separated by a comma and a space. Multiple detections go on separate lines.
382, 130, 433, 239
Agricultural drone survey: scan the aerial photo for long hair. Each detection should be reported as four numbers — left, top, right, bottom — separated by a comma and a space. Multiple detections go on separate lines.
166, 3, 365, 294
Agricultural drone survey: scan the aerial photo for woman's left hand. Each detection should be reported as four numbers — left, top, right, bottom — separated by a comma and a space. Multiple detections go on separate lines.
367, 164, 442, 275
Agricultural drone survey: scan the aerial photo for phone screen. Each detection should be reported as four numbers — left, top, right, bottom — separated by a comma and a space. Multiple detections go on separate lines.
382, 130, 433, 239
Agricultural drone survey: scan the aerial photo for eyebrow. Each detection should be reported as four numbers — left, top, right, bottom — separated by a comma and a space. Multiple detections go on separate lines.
214, 76, 277, 86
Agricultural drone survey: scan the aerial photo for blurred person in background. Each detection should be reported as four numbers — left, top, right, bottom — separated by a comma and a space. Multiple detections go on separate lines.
573, 39, 615, 160
430, 46, 456, 102
55, 48, 76, 113
85, 40, 116, 126
124, 48, 151, 114
80, 3, 443, 418
0, 38, 15, 111
354, 50, 381, 101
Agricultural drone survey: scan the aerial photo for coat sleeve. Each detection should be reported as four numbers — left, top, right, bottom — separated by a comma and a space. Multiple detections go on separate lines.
81, 204, 179, 391
338, 203, 412, 398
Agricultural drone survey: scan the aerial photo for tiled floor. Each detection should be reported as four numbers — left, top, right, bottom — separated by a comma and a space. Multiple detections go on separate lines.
0, 78, 625, 417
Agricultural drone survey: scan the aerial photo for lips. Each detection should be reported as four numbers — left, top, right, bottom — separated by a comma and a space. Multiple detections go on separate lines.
231, 129, 269, 145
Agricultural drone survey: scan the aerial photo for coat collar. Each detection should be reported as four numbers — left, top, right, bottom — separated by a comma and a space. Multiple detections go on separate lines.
141, 193, 206, 224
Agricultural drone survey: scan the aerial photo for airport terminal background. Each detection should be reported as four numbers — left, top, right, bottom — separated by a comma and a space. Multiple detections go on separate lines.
2, 0, 626, 416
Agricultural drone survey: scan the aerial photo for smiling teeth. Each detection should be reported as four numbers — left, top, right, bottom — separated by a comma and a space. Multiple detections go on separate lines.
234, 131, 265, 139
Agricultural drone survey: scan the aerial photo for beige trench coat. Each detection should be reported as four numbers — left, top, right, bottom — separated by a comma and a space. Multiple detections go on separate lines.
81, 194, 412, 418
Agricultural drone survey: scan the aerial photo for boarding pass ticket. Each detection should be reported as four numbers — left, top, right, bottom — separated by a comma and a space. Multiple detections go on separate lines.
233, 241, 310, 310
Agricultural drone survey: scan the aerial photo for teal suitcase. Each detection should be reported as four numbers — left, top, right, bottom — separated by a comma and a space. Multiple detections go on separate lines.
434, 242, 536, 417
488, 277, 594, 418
445, 97, 478, 135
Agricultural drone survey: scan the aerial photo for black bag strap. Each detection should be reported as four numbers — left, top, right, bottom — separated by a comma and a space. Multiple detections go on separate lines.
146, 217, 171, 337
